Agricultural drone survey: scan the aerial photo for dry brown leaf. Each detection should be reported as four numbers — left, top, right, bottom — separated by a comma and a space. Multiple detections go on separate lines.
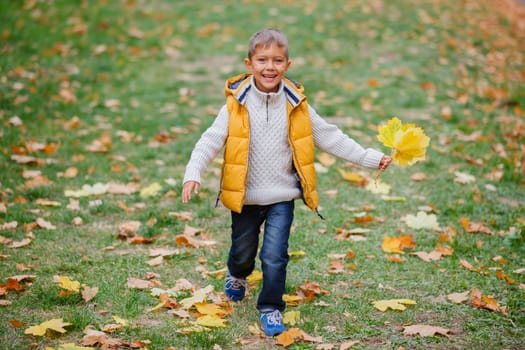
470, 288, 507, 315
82, 286, 99, 302
127, 278, 154, 290
9, 238, 32, 249
35, 218, 56, 230
175, 234, 216, 248
495, 270, 515, 285
117, 220, 141, 238
146, 256, 164, 266
447, 291, 470, 304
0, 222, 18, 231
327, 261, 345, 274
410, 250, 442, 262
403, 324, 451, 337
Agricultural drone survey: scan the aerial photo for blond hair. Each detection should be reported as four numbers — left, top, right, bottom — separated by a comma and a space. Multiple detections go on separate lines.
247, 28, 289, 58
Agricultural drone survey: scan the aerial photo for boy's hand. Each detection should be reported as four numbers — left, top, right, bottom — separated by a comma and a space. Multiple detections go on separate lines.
379, 155, 392, 171
182, 181, 200, 203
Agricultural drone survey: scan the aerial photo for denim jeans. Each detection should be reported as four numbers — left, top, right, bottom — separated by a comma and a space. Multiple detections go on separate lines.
227, 200, 294, 312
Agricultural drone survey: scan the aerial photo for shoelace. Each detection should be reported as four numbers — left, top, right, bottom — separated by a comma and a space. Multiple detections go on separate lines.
226, 276, 247, 290
264, 310, 282, 325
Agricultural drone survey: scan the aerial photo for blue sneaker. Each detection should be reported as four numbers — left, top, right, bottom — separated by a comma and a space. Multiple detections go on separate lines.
225, 275, 247, 301
260, 310, 286, 336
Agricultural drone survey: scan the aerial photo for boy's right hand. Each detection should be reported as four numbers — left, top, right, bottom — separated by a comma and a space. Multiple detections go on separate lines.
182, 181, 200, 203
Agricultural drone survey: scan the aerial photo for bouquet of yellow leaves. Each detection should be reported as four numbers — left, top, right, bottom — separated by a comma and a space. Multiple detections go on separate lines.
377, 117, 430, 167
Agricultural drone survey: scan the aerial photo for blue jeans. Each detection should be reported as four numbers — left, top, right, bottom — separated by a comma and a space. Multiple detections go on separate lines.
227, 200, 294, 312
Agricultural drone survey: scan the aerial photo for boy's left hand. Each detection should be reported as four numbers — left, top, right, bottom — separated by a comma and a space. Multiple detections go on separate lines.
379, 155, 392, 171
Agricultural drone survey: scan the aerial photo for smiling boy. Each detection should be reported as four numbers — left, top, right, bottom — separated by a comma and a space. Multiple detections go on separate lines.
182, 28, 391, 336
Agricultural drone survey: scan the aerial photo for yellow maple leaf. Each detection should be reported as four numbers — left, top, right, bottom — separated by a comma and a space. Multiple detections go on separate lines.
377, 117, 404, 148
196, 315, 227, 328
54, 276, 81, 293
283, 294, 303, 306
391, 127, 430, 166
283, 311, 301, 325
377, 117, 429, 167
381, 236, 404, 254
372, 298, 416, 312
195, 302, 226, 316
179, 285, 214, 309
25, 318, 72, 336
246, 270, 263, 283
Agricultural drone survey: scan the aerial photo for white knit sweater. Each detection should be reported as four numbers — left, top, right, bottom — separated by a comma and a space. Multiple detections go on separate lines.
183, 76, 384, 206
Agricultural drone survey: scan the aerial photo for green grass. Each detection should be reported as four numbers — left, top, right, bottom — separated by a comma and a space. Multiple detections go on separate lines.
1, 0, 524, 349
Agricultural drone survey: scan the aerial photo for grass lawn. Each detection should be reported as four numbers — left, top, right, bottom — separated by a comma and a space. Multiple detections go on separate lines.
1, 0, 524, 349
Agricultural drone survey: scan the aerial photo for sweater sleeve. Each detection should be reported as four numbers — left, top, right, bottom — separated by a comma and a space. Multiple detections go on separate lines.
182, 105, 229, 184
309, 105, 384, 169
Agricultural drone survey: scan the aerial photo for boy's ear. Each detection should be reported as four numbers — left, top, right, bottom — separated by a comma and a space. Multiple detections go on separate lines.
244, 58, 252, 71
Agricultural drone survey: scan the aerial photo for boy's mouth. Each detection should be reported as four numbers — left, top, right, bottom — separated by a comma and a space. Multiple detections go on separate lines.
262, 74, 277, 81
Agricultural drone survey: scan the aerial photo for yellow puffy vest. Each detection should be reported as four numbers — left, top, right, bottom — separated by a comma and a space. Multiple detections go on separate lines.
220, 73, 318, 214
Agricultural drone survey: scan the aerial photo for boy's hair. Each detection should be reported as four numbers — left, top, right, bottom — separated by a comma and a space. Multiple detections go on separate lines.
247, 28, 289, 59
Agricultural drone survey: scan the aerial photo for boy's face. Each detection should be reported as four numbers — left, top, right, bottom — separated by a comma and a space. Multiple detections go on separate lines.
244, 44, 291, 93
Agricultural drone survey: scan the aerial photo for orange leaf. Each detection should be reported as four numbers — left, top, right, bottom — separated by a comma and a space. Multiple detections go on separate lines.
382, 236, 403, 253
276, 328, 303, 347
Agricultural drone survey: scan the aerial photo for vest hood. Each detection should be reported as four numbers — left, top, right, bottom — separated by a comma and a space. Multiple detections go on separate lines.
225, 73, 305, 108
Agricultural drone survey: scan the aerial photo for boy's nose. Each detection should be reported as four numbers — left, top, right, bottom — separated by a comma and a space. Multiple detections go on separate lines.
266, 60, 276, 69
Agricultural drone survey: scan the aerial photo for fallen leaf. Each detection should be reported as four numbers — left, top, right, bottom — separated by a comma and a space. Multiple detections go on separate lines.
196, 315, 227, 328
410, 250, 442, 262
403, 324, 451, 337
36, 217, 56, 230
195, 303, 226, 317
146, 256, 164, 266
283, 311, 300, 325
246, 270, 263, 284
9, 238, 32, 248
365, 180, 391, 194
53, 276, 81, 293
402, 211, 439, 230
127, 278, 154, 290
454, 171, 476, 184
179, 285, 214, 309
24, 318, 71, 336
447, 291, 470, 304
338, 168, 368, 187
82, 286, 99, 302
372, 298, 416, 311
276, 328, 303, 347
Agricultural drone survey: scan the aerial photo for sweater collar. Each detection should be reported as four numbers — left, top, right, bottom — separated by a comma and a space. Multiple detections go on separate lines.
248, 75, 285, 106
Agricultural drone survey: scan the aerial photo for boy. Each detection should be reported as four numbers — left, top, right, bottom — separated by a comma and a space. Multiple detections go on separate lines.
182, 28, 391, 336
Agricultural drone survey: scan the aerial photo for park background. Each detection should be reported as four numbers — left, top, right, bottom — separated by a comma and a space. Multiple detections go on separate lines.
0, 0, 524, 349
